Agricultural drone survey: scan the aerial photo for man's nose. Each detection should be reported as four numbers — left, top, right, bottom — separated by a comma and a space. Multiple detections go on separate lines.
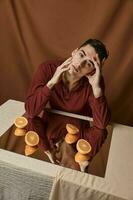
77, 59, 87, 68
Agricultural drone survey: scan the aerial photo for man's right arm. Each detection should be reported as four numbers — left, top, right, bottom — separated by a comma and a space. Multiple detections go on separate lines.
25, 61, 54, 118
25, 58, 72, 118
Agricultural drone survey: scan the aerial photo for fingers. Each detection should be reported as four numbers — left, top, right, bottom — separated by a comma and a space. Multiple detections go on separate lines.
63, 57, 72, 65
85, 74, 91, 79
44, 151, 55, 163
91, 57, 99, 67
53, 61, 70, 80
91, 57, 101, 74
65, 56, 72, 63
60, 57, 72, 68
61, 65, 70, 73
58, 61, 71, 74
95, 54, 101, 66
79, 160, 90, 172
57, 65, 70, 76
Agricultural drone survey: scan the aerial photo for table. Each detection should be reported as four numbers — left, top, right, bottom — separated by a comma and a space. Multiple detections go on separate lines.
0, 99, 133, 200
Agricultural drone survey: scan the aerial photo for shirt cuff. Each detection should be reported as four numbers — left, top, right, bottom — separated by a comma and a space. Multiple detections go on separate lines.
93, 95, 106, 103
42, 85, 52, 97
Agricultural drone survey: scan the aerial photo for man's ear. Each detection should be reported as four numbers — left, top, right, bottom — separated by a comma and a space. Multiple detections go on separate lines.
71, 48, 78, 56
101, 58, 106, 65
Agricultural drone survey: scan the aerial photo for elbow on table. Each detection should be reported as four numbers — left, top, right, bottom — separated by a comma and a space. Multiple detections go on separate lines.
24, 101, 38, 119
94, 112, 111, 130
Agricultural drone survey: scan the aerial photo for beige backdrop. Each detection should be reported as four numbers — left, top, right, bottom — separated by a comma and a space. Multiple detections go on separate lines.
0, 0, 133, 126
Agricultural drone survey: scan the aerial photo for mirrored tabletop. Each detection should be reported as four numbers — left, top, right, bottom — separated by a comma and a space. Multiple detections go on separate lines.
0, 110, 113, 178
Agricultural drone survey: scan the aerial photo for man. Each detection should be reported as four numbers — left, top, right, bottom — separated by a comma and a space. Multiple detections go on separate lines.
25, 39, 111, 169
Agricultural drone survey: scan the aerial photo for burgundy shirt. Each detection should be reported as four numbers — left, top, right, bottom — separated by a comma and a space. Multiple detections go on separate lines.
25, 60, 110, 129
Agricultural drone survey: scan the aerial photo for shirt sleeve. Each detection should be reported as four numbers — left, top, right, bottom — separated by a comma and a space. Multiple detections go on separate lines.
87, 77, 111, 129
25, 61, 53, 118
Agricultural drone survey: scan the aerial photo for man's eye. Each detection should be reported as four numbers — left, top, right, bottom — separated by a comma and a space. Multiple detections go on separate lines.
79, 53, 84, 58
87, 63, 91, 67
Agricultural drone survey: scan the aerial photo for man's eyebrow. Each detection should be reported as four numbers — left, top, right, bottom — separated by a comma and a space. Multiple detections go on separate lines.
80, 49, 86, 56
88, 59, 94, 66
80, 49, 94, 66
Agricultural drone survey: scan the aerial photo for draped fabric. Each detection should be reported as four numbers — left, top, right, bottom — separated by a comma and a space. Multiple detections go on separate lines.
0, 0, 133, 126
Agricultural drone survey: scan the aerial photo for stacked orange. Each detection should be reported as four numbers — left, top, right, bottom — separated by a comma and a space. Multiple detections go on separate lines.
14, 116, 39, 156
24, 131, 39, 156
65, 124, 79, 144
14, 117, 28, 136
75, 139, 92, 163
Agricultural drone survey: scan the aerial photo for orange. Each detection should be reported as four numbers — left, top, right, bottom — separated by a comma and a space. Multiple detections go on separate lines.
66, 124, 79, 134
75, 152, 90, 163
76, 139, 92, 154
14, 117, 28, 128
25, 131, 39, 146
14, 128, 26, 136
25, 144, 38, 156
65, 133, 79, 144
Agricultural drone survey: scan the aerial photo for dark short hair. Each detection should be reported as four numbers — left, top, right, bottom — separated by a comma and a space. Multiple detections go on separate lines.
80, 39, 109, 62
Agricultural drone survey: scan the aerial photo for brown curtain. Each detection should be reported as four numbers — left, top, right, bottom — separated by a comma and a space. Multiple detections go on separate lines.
0, 0, 133, 126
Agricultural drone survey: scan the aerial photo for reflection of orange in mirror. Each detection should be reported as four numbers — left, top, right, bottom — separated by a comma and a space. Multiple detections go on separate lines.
76, 139, 92, 154
25, 131, 39, 146
14, 117, 28, 128
25, 144, 38, 156
66, 123, 79, 134
75, 152, 90, 162
14, 128, 26, 136
65, 133, 79, 144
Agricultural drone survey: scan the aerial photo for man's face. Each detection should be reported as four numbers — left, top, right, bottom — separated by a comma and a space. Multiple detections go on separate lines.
68, 44, 99, 77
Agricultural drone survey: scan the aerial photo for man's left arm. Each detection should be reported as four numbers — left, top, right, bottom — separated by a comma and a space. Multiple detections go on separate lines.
88, 84, 111, 129
86, 55, 111, 129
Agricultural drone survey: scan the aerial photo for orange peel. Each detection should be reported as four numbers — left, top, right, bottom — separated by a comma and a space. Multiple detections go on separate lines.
14, 128, 26, 136
66, 124, 79, 135
25, 144, 38, 156
65, 133, 79, 144
14, 117, 28, 128
75, 152, 90, 163
25, 131, 39, 146
76, 139, 92, 154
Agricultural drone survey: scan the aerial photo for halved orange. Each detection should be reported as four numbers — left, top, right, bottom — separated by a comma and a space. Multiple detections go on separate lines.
14, 128, 27, 136
14, 117, 28, 128
75, 152, 90, 163
76, 139, 92, 154
65, 133, 79, 144
66, 124, 79, 134
25, 131, 39, 146
25, 144, 38, 156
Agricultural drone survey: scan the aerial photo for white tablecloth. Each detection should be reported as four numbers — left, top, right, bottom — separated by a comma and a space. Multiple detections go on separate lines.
0, 99, 133, 200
